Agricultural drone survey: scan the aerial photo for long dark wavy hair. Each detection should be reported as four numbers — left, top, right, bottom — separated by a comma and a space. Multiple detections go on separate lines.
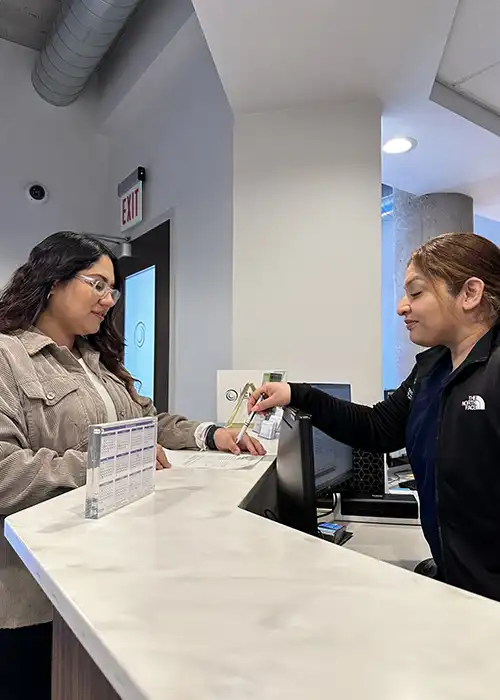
0, 231, 138, 398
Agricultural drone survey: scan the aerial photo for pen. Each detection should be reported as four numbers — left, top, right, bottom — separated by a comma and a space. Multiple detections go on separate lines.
236, 394, 266, 444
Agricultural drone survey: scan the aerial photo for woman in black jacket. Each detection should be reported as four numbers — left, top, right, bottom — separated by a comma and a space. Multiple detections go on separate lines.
249, 232, 500, 602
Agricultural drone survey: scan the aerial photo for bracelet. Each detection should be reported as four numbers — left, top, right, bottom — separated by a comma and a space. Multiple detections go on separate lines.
205, 424, 219, 451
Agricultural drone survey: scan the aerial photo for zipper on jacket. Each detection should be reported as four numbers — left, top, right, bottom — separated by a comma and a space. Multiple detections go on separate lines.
434, 387, 450, 581
420, 349, 490, 583
433, 361, 469, 581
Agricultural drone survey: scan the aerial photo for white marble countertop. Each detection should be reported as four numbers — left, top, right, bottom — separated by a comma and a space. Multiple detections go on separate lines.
5, 447, 500, 700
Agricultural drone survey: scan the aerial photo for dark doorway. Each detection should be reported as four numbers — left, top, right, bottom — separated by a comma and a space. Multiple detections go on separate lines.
116, 220, 170, 412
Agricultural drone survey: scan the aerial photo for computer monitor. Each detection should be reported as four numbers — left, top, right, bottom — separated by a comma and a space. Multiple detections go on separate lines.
307, 384, 386, 497
276, 407, 317, 536
309, 383, 353, 493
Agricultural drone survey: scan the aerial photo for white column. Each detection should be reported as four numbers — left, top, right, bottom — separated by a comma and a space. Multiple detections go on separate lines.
233, 100, 382, 405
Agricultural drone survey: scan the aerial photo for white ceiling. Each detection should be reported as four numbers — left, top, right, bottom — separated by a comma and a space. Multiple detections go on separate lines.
3, 0, 500, 220
438, 0, 500, 113
0, 0, 60, 50
192, 0, 500, 221
382, 99, 500, 216
192, 0, 459, 113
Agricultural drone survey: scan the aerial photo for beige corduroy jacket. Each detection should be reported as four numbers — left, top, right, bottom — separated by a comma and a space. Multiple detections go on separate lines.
0, 329, 199, 629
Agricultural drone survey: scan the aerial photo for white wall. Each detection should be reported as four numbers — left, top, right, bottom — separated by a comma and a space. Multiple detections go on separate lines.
233, 101, 382, 404
381, 213, 397, 391
474, 214, 500, 247
0, 40, 108, 286
101, 14, 233, 420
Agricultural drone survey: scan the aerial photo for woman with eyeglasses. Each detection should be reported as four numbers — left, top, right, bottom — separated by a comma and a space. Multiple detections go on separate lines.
0, 231, 264, 700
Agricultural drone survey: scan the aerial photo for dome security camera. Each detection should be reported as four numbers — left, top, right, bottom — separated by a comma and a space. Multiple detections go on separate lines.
26, 183, 48, 204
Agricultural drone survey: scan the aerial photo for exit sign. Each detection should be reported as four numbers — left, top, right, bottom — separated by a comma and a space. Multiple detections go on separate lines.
120, 181, 143, 232
118, 167, 146, 233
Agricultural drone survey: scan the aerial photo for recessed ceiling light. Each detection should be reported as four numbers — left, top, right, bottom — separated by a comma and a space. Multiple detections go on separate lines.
382, 137, 417, 154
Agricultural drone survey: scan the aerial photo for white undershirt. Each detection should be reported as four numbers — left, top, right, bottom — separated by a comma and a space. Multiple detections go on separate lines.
78, 357, 118, 423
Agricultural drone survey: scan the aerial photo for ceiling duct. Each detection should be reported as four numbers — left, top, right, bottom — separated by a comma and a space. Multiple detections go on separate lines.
32, 0, 142, 106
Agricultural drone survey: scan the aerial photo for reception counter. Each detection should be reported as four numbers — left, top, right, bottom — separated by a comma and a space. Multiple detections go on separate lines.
5, 449, 500, 699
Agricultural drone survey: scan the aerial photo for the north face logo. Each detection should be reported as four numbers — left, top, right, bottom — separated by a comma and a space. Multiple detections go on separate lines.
462, 395, 486, 411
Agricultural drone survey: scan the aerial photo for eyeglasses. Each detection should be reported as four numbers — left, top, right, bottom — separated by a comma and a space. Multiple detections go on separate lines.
76, 275, 121, 304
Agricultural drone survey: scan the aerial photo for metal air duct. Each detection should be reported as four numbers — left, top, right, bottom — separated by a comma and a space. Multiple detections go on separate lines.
32, 0, 142, 106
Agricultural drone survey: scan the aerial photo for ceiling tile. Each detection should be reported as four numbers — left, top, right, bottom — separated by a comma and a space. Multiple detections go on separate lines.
438, 0, 500, 85
457, 63, 500, 113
